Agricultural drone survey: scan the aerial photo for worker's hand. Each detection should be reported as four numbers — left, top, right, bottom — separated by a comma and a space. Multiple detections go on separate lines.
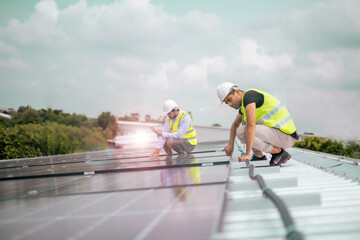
238, 153, 251, 162
154, 129, 162, 137
150, 149, 160, 159
224, 144, 234, 157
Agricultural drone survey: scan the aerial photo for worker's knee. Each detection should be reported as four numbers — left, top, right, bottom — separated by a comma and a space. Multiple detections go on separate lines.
166, 138, 174, 147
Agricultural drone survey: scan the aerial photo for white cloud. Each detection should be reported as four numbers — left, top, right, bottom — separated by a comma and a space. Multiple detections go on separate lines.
114, 57, 152, 72
105, 68, 124, 81
67, 79, 79, 87
182, 56, 226, 86
144, 60, 178, 89
58, 0, 105, 43
1, 0, 359, 139
4, 0, 62, 46
0, 40, 17, 55
309, 52, 343, 81
289, 87, 360, 138
285, 0, 360, 49
35, 0, 59, 22
0, 0, 225, 53
78, 69, 89, 77
183, 10, 222, 32
290, 49, 360, 89
52, 0, 223, 51
0, 57, 26, 69
235, 39, 294, 72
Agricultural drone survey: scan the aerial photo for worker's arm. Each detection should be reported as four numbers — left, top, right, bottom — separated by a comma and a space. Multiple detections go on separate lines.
224, 113, 242, 157
150, 119, 169, 158
238, 102, 256, 162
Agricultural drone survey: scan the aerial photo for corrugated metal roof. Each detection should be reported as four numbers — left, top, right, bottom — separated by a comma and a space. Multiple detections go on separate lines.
213, 147, 360, 240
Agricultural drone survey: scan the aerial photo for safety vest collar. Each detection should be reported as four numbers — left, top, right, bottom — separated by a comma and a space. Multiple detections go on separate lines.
169, 110, 184, 131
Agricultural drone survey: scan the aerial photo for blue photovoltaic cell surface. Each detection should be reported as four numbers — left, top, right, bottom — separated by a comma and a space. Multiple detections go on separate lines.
0, 141, 234, 240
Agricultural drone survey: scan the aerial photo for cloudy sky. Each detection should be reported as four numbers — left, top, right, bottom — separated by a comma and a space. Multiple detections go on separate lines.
0, 0, 359, 139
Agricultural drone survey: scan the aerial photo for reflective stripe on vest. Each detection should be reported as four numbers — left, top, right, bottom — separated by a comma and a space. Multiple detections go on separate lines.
169, 111, 197, 145
240, 88, 296, 134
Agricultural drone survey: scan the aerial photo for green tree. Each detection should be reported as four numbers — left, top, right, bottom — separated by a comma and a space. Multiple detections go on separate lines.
97, 112, 115, 130
63, 113, 88, 127
118, 114, 139, 122
13, 109, 41, 124
22, 109, 42, 124
39, 108, 69, 124
17, 105, 32, 113
97, 112, 117, 139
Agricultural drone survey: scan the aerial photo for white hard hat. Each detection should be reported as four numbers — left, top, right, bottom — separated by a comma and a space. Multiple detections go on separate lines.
216, 82, 238, 103
163, 99, 178, 113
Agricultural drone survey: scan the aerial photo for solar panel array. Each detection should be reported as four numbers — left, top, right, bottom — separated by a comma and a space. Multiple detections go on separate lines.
1, 131, 360, 240
0, 141, 233, 240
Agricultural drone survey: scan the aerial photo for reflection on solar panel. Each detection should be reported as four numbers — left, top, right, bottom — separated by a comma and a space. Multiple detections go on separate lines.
0, 127, 360, 240
0, 142, 228, 180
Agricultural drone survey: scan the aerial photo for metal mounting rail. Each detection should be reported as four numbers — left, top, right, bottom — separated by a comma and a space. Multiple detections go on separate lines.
245, 159, 304, 240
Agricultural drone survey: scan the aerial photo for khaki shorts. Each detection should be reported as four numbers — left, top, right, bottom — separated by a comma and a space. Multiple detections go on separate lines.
237, 124, 296, 153
164, 138, 195, 154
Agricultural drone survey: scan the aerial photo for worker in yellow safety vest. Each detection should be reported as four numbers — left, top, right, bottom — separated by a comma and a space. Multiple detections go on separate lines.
216, 82, 299, 166
150, 99, 197, 158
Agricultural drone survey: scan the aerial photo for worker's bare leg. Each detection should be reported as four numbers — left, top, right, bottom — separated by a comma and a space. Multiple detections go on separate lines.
164, 139, 173, 156
253, 149, 265, 158
270, 147, 281, 154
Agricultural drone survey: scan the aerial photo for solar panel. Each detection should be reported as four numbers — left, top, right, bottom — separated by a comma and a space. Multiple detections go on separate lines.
0, 142, 230, 180
1, 127, 360, 240
0, 129, 237, 239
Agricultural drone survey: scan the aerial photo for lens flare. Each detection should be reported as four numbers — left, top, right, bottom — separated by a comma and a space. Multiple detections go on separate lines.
134, 131, 149, 146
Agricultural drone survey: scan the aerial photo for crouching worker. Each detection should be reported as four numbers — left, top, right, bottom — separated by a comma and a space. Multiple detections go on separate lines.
150, 99, 197, 158
216, 82, 299, 166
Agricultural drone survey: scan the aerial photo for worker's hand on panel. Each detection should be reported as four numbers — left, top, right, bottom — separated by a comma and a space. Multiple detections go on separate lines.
150, 149, 160, 159
238, 153, 250, 162
224, 144, 234, 157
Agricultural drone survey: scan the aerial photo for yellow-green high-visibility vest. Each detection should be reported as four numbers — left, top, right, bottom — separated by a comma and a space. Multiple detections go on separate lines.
169, 111, 197, 145
240, 88, 297, 135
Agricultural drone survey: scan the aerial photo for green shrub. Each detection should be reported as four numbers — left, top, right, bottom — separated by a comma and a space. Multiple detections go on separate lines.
294, 136, 360, 159
0, 125, 42, 159
0, 122, 108, 160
